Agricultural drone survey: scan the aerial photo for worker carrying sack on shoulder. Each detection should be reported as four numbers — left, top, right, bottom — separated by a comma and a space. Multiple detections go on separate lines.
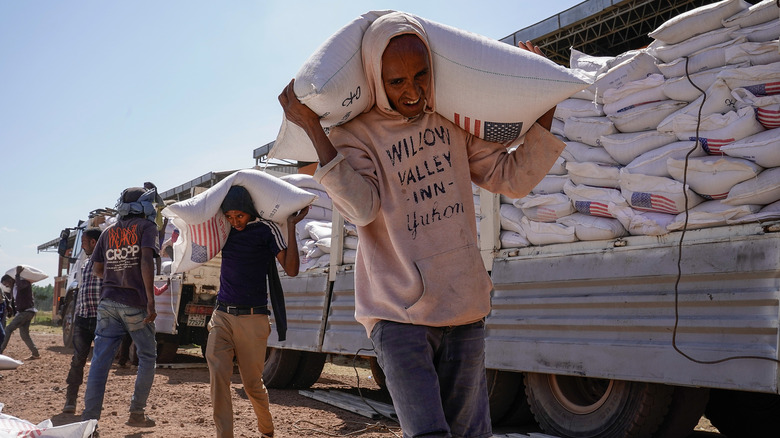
162, 169, 317, 274
272, 9, 592, 162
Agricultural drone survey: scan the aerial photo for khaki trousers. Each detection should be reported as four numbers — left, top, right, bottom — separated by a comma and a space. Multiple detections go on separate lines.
206, 309, 273, 437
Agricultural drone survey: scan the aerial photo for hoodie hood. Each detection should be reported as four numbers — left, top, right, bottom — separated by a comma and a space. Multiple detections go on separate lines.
361, 12, 435, 118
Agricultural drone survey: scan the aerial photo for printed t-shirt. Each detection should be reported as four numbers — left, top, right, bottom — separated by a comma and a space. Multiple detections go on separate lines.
92, 217, 159, 309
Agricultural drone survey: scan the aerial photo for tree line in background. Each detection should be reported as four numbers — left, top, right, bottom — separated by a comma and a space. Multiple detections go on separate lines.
32, 284, 54, 312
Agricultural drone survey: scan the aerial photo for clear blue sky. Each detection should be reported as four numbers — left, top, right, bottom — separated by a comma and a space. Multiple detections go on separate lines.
0, 0, 584, 287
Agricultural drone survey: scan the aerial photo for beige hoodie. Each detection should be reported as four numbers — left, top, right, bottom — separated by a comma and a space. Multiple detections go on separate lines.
314, 12, 565, 336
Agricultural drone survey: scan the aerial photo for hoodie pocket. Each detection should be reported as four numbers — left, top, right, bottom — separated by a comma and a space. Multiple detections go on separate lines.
407, 244, 492, 325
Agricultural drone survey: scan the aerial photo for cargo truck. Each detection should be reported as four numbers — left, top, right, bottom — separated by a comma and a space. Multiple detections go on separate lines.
264, 199, 780, 438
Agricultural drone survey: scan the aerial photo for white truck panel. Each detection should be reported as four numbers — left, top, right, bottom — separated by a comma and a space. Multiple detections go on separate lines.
487, 222, 780, 393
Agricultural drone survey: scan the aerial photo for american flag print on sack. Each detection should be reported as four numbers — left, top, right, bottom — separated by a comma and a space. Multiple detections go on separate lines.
187, 214, 229, 263
532, 206, 560, 222
574, 201, 612, 218
744, 82, 780, 96
757, 106, 780, 129
454, 113, 523, 143
631, 192, 679, 214
690, 137, 734, 155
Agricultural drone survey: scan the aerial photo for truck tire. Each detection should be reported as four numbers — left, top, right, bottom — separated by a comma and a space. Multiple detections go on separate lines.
289, 351, 327, 389
652, 386, 709, 438
156, 333, 179, 364
61, 297, 76, 349
524, 373, 673, 438
264, 347, 301, 389
704, 389, 780, 438
368, 356, 387, 390
486, 369, 522, 424
497, 378, 534, 427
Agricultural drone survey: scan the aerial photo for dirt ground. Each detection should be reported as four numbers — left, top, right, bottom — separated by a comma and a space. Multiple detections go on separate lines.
0, 330, 723, 438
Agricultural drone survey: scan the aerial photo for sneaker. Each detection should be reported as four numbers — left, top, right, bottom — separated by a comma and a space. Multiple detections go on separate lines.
126, 412, 156, 427
63, 403, 76, 414
26, 355, 41, 360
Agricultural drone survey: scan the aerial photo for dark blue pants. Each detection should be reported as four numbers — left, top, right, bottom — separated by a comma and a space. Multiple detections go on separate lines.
370, 320, 492, 438
66, 316, 97, 400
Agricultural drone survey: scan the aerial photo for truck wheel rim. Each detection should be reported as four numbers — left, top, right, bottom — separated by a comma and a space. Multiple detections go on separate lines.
549, 374, 613, 414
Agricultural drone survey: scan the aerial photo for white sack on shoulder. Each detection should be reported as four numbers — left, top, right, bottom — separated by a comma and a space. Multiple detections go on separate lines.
162, 169, 317, 273
667, 155, 763, 199
281, 173, 327, 192
5, 265, 48, 283
272, 10, 590, 162
720, 127, 780, 167
648, 0, 750, 44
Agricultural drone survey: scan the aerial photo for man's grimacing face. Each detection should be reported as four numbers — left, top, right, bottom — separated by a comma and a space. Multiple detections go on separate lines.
381, 34, 431, 119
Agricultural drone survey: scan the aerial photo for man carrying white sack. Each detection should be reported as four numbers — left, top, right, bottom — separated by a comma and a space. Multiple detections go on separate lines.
280, 11, 564, 438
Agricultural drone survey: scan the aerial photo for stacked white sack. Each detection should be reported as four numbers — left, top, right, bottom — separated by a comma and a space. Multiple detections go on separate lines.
496, 0, 780, 249
281, 174, 359, 272
271, 10, 590, 162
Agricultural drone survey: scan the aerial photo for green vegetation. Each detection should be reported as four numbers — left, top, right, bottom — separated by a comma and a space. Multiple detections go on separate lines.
32, 284, 54, 311
29, 310, 59, 334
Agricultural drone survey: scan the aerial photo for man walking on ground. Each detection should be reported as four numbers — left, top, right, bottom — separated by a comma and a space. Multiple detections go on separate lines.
81, 186, 160, 427
0, 266, 40, 360
63, 227, 103, 414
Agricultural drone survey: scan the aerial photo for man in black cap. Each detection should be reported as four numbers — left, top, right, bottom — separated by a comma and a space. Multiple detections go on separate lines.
81, 186, 160, 427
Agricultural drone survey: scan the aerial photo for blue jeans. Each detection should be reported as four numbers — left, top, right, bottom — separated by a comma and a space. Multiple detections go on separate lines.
82, 299, 157, 420
0, 310, 38, 356
370, 320, 492, 438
